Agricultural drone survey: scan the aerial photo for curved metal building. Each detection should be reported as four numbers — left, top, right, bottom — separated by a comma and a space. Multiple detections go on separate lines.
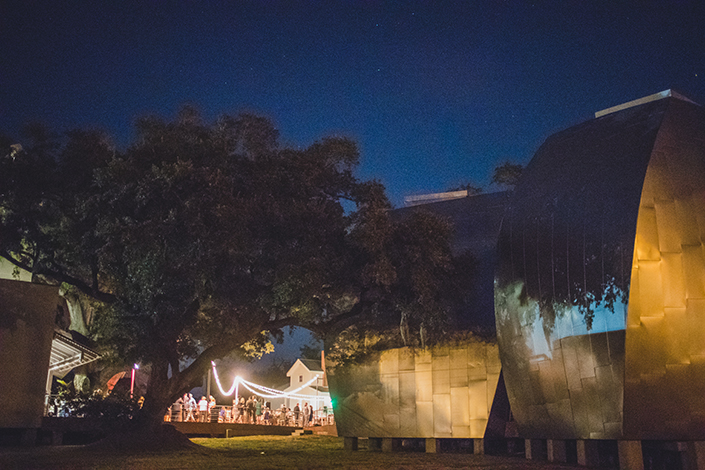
329, 192, 509, 443
495, 90, 705, 440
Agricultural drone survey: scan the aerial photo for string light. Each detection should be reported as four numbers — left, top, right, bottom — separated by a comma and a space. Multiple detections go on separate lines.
241, 376, 320, 396
239, 377, 320, 399
211, 361, 240, 396
211, 361, 322, 400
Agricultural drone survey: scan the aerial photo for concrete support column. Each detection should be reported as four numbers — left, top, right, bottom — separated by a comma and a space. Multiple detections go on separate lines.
425, 438, 438, 453
368, 437, 382, 451
382, 438, 401, 452
507, 438, 521, 455
577, 439, 600, 467
525, 438, 543, 460
473, 438, 485, 455
343, 436, 358, 451
687, 441, 705, 470
547, 439, 567, 463
618, 440, 644, 470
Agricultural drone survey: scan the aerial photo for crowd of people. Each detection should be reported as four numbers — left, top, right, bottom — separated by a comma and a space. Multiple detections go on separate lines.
167, 393, 216, 422
165, 393, 333, 427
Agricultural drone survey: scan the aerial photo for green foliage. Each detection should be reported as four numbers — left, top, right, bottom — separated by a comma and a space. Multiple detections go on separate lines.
0, 107, 468, 427
250, 358, 290, 388
50, 380, 139, 420
299, 341, 323, 361
446, 182, 483, 194
491, 161, 523, 188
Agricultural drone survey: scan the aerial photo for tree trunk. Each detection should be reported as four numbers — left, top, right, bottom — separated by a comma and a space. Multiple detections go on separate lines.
93, 358, 197, 451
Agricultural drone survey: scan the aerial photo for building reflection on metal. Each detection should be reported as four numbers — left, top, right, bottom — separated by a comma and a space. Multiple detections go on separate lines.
328, 339, 503, 439
495, 91, 705, 440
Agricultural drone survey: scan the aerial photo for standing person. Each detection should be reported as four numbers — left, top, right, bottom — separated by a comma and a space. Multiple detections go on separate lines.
231, 398, 239, 423
246, 396, 255, 424
293, 403, 300, 426
186, 393, 197, 422
255, 398, 262, 424
172, 395, 183, 422
208, 395, 216, 422
198, 396, 208, 422
280, 404, 288, 425
303, 403, 311, 427
181, 394, 189, 421
238, 396, 245, 423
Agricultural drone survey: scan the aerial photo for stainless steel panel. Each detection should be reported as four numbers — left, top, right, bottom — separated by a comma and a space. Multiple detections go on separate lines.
486, 372, 501, 403
399, 406, 417, 437
398, 371, 416, 409
687, 300, 705, 357
654, 200, 682, 253
576, 336, 596, 380
538, 360, 557, 403
635, 260, 664, 316
590, 332, 610, 367
637, 206, 661, 261
450, 386, 470, 427
398, 348, 416, 371
561, 338, 582, 391
380, 349, 399, 375
582, 376, 606, 438
452, 425, 471, 438
328, 340, 501, 439
415, 370, 433, 403
682, 245, 705, 298
450, 364, 468, 388
449, 348, 468, 387
467, 341, 487, 379
595, 365, 621, 423
663, 307, 689, 365
570, 388, 589, 438
381, 372, 399, 407
467, 379, 488, 419
486, 345, 502, 374
416, 401, 434, 436
674, 198, 701, 245
383, 413, 400, 432
432, 359, 450, 395
433, 393, 452, 436
415, 349, 432, 371
661, 253, 686, 308
546, 399, 575, 437
469, 419, 488, 437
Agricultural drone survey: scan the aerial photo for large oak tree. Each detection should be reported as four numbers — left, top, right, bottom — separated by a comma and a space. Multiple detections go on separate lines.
0, 108, 467, 433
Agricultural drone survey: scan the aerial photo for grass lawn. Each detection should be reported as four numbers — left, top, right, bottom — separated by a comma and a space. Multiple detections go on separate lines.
0, 434, 596, 469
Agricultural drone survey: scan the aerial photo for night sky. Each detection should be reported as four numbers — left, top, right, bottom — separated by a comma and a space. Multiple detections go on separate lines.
2, 0, 703, 366
2, 1, 703, 208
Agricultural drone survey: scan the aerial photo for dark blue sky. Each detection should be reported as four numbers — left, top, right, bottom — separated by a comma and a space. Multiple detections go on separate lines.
1, 0, 703, 367
2, 1, 703, 207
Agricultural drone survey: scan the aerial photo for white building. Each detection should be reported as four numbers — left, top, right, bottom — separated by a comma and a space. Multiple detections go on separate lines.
272, 358, 331, 413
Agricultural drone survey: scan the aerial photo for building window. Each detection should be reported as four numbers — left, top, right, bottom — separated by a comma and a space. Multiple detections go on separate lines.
299, 375, 303, 383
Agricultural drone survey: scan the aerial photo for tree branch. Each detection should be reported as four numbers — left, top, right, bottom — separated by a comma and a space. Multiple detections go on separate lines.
0, 249, 117, 304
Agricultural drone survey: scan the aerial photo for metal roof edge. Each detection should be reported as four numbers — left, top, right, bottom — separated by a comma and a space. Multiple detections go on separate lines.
595, 89, 701, 118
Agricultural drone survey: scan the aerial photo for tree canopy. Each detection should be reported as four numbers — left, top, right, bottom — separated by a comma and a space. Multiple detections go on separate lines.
0, 108, 470, 430
491, 161, 523, 188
